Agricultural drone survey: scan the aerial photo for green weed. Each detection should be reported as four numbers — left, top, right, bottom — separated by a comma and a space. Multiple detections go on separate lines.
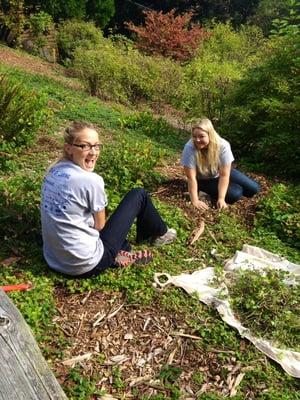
112, 366, 126, 389
64, 367, 103, 399
120, 111, 189, 155
255, 183, 300, 249
0, 73, 50, 168
226, 268, 300, 351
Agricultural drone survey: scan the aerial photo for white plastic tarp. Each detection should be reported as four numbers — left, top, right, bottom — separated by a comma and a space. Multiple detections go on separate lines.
154, 244, 300, 378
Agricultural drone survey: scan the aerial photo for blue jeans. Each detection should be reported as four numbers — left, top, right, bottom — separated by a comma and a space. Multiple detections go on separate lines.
198, 169, 260, 204
78, 188, 167, 278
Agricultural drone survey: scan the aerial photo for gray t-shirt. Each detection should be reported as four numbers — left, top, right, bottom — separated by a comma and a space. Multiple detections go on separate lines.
181, 138, 234, 179
40, 161, 108, 276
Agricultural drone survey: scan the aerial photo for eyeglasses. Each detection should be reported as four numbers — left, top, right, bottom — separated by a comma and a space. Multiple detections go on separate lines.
72, 143, 102, 151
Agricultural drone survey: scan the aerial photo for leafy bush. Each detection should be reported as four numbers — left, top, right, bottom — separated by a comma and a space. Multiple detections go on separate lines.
120, 111, 186, 153
0, 173, 42, 239
220, 7, 300, 179
29, 11, 53, 36
85, 0, 115, 28
255, 184, 300, 249
73, 43, 125, 99
249, 0, 292, 36
57, 19, 105, 62
197, 22, 265, 65
183, 23, 265, 118
227, 268, 300, 351
73, 45, 185, 105
120, 50, 185, 105
0, 74, 48, 156
126, 9, 210, 62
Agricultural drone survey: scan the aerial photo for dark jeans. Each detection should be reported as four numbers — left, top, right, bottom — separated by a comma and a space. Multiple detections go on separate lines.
198, 168, 260, 204
78, 188, 167, 278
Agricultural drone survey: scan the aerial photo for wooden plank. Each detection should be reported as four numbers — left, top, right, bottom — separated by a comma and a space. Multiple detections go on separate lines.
0, 289, 67, 400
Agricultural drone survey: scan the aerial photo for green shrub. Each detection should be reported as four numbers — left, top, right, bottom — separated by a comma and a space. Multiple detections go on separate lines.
249, 0, 292, 36
73, 44, 185, 105
0, 173, 42, 239
197, 23, 265, 65
220, 6, 300, 180
57, 19, 105, 62
29, 11, 53, 36
183, 23, 265, 118
120, 111, 186, 153
255, 184, 300, 249
73, 44, 125, 99
184, 59, 242, 119
119, 50, 185, 105
0, 74, 48, 156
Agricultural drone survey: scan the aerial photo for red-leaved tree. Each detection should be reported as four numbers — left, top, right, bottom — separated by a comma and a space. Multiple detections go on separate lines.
125, 9, 211, 62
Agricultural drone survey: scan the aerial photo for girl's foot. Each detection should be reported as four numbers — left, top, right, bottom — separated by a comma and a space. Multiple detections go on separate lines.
152, 228, 177, 246
114, 249, 153, 268
130, 249, 153, 265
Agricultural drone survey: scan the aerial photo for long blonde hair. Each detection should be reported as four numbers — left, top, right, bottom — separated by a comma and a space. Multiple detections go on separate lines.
192, 118, 221, 176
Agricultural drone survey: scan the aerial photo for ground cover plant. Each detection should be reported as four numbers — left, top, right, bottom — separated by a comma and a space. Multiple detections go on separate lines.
0, 46, 300, 400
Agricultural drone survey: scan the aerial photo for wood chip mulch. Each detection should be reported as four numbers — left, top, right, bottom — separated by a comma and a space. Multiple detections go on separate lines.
52, 289, 256, 399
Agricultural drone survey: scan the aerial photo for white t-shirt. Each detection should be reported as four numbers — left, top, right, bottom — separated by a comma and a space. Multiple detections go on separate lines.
40, 161, 108, 276
181, 138, 234, 179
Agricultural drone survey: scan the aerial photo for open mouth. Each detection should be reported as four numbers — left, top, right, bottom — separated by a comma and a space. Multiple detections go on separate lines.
84, 158, 96, 170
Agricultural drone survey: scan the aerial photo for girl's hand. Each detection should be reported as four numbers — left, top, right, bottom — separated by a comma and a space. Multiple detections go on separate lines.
217, 199, 228, 210
192, 200, 209, 210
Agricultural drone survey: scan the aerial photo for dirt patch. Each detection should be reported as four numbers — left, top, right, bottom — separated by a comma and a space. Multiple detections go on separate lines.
155, 159, 271, 229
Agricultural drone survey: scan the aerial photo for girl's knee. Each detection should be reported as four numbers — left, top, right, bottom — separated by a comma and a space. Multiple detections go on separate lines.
129, 187, 147, 197
126, 188, 148, 203
226, 186, 243, 204
252, 181, 260, 195
245, 181, 260, 197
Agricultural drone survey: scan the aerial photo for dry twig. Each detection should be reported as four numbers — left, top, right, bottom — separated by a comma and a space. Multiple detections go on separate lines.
188, 219, 205, 245
171, 331, 202, 340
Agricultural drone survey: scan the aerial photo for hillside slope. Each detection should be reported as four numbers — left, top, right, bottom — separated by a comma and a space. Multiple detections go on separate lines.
0, 44, 299, 400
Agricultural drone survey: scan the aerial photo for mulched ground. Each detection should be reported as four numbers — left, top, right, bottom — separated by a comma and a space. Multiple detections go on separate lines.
1, 45, 274, 399
52, 289, 259, 399
154, 159, 272, 229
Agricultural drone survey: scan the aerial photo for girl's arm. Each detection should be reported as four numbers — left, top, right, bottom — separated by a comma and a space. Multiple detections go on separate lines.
217, 164, 231, 209
93, 209, 106, 231
184, 167, 209, 210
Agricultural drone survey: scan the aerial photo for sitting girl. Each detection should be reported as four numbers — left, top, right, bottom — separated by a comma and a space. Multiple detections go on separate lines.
40, 121, 176, 277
